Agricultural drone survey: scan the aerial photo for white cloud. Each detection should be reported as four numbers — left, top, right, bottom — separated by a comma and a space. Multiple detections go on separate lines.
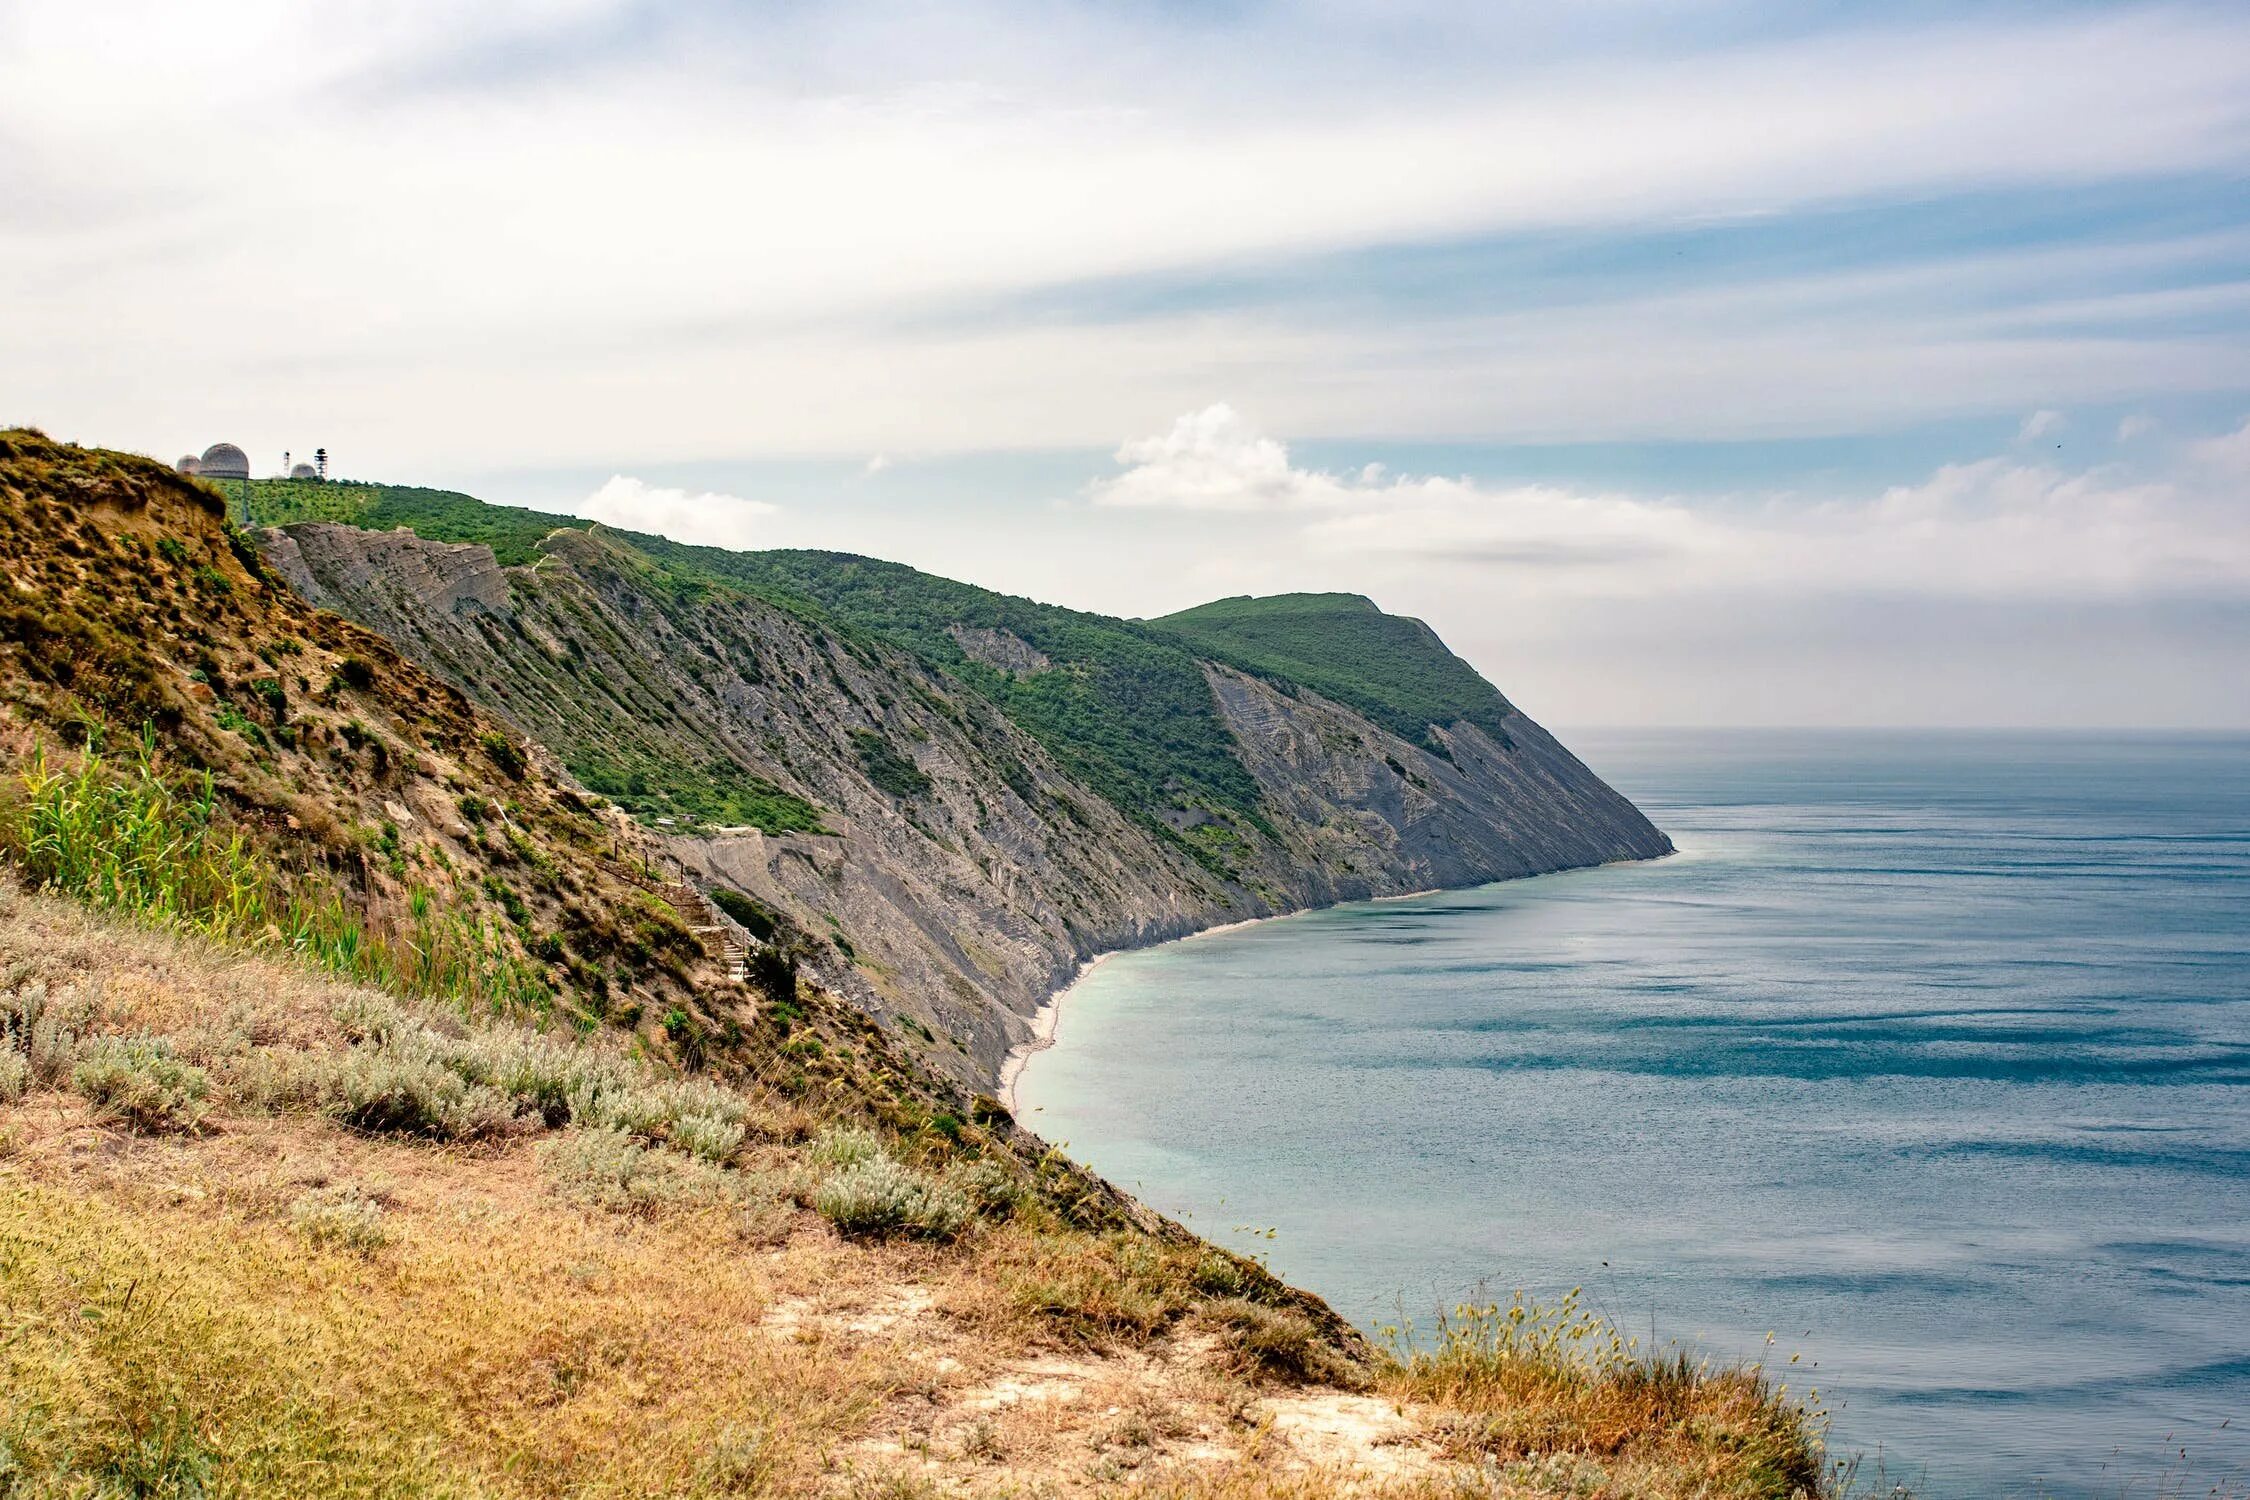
2018, 409, 2066, 442
1094, 407, 2250, 602
2118, 414, 2157, 441
1090, 404, 1356, 510
863, 453, 892, 476
566, 475, 779, 549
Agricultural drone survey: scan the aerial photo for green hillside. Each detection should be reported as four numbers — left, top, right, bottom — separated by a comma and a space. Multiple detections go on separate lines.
632, 545, 1268, 826
241, 490, 1524, 841
1151, 592, 1515, 745
241, 485, 1267, 837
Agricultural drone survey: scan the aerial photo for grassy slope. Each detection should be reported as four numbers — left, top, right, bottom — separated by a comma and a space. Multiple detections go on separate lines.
239, 478, 587, 567
0, 880, 1830, 1500
634, 544, 1269, 826
1151, 594, 1516, 746
236, 489, 1531, 827
0, 435, 717, 1030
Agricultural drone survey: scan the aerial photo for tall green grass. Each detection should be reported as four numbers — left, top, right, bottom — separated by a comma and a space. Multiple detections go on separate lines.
8, 732, 549, 1013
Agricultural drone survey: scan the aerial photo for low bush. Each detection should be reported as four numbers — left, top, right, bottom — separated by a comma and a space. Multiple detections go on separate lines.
289, 1187, 388, 1254
808, 1123, 886, 1170
0, 1046, 29, 1103
326, 1047, 519, 1141
708, 887, 778, 942
948, 1157, 1022, 1219
0, 981, 95, 1085
669, 1110, 746, 1165
745, 946, 797, 1005
813, 1158, 973, 1242
538, 1127, 748, 1218
72, 1035, 209, 1133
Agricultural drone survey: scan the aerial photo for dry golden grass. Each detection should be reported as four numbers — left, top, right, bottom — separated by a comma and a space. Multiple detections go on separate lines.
1382, 1296, 1826, 1498
0, 878, 1836, 1499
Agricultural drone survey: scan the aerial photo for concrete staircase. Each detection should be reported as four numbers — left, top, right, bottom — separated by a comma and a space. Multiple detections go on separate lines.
630, 864, 748, 984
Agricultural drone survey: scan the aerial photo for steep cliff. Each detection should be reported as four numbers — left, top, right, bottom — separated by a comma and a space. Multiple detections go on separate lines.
252, 487, 1669, 1087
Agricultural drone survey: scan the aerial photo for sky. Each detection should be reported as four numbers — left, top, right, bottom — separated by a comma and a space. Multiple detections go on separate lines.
6, 0, 2249, 728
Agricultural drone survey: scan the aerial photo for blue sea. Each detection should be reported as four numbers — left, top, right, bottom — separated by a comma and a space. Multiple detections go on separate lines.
1015, 730, 2250, 1496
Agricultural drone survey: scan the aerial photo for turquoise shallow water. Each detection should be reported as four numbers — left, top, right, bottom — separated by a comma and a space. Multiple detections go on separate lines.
1015, 730, 2250, 1496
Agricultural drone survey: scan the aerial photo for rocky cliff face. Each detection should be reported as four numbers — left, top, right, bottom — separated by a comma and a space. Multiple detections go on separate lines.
1205, 665, 1674, 902
261, 520, 1670, 1087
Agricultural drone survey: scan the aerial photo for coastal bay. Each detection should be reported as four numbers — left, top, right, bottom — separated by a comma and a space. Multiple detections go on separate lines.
1016, 729, 2250, 1495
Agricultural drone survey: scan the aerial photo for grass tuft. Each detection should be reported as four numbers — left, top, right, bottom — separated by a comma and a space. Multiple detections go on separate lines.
1200, 1298, 1358, 1386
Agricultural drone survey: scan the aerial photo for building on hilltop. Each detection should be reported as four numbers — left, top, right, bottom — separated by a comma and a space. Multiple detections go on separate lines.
172, 443, 329, 481
172, 440, 328, 481
192, 442, 250, 480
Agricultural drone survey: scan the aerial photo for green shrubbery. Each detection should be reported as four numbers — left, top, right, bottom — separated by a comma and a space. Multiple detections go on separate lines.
851, 730, 932, 799
241, 479, 580, 568
6, 736, 549, 1012
709, 887, 779, 941
567, 749, 829, 836
1153, 592, 1517, 747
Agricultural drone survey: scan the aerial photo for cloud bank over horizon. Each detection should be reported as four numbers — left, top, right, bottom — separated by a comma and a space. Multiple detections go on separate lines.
6, 0, 2247, 725
1089, 404, 2250, 603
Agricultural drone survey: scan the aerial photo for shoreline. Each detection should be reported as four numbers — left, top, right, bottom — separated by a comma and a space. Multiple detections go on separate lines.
998, 886, 1447, 1115
996, 852, 1678, 1113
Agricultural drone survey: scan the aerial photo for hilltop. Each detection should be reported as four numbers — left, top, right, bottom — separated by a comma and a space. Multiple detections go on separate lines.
0, 433, 1826, 1497
1150, 593, 1517, 749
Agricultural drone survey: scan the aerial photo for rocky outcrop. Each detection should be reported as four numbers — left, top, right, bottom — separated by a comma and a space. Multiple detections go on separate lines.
947, 624, 1051, 675
260, 520, 1669, 1087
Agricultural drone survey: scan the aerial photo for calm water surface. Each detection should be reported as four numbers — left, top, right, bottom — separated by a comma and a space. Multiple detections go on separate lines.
1015, 730, 2250, 1496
